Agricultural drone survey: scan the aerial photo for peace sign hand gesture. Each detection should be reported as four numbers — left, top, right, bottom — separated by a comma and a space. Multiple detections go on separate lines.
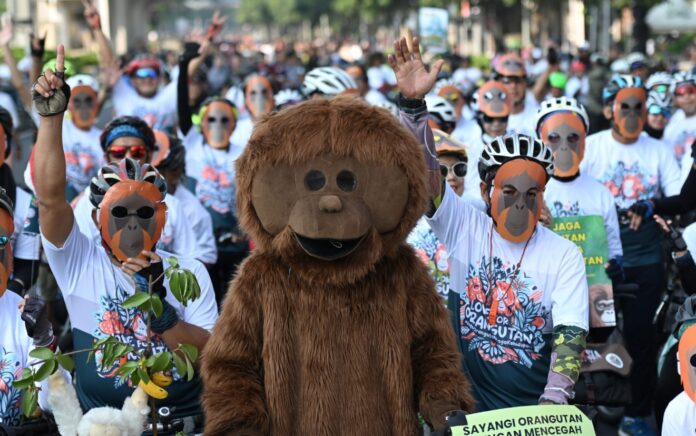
81, 0, 101, 30
32, 45, 71, 117
387, 35, 443, 100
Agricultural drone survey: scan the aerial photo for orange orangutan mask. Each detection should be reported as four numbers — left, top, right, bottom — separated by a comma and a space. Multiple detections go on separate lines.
612, 88, 646, 141
438, 85, 465, 120
539, 112, 586, 178
151, 130, 171, 167
679, 324, 696, 404
201, 101, 237, 150
68, 85, 99, 130
491, 159, 547, 243
98, 181, 167, 262
478, 81, 512, 117
0, 208, 14, 298
245, 75, 274, 120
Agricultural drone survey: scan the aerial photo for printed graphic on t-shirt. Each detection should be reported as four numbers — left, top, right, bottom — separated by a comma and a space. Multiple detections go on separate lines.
670, 130, 695, 164
460, 256, 548, 368
198, 158, 235, 214
600, 161, 659, 209
93, 285, 177, 388
0, 348, 22, 426
551, 201, 580, 217
409, 225, 450, 300
65, 143, 101, 192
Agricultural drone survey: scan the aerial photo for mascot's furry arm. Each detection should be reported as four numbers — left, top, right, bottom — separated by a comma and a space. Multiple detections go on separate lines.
408, 251, 475, 429
202, 259, 267, 435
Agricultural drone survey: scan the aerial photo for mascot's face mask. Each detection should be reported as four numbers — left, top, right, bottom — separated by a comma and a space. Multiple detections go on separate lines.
490, 159, 546, 243
252, 154, 409, 261
539, 112, 586, 177
679, 324, 696, 404
0, 123, 7, 168
68, 85, 99, 130
201, 102, 236, 149
0, 209, 13, 297
245, 76, 274, 119
438, 85, 465, 120
98, 181, 166, 262
612, 88, 646, 141
478, 81, 512, 117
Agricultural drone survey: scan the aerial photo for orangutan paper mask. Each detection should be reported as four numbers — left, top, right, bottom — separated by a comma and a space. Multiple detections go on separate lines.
491, 159, 546, 243
201, 102, 237, 149
539, 112, 586, 178
438, 85, 465, 120
251, 154, 408, 261
0, 209, 14, 297
679, 324, 696, 404
478, 81, 512, 117
245, 76, 274, 120
98, 181, 166, 262
612, 88, 646, 141
68, 86, 99, 130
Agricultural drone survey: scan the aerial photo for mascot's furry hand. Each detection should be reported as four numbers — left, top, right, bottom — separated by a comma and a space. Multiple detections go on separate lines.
31, 45, 71, 117
47, 372, 150, 436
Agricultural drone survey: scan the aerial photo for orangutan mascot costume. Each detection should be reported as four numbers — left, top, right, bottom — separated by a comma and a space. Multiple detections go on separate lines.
201, 97, 473, 435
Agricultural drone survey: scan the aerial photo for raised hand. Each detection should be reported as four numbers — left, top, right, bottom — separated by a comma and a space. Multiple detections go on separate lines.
81, 0, 101, 30
0, 14, 14, 47
206, 10, 228, 40
32, 45, 71, 117
387, 35, 443, 100
99, 57, 122, 90
30, 31, 46, 58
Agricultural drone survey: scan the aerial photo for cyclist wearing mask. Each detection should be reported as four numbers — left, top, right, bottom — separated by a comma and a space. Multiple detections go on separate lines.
581, 74, 681, 436
391, 36, 588, 410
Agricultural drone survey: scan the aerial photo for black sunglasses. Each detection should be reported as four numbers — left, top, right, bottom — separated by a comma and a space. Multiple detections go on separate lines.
482, 114, 509, 124
111, 206, 156, 219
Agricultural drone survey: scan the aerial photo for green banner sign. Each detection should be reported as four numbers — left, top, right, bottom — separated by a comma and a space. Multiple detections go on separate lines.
451, 404, 595, 436
552, 215, 614, 328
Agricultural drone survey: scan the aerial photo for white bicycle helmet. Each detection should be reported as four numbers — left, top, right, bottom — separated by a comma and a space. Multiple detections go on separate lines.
602, 74, 644, 104
274, 89, 304, 109
301, 67, 357, 97
478, 133, 554, 181
534, 96, 589, 135
425, 95, 457, 125
434, 78, 463, 97
66, 74, 100, 93
646, 72, 672, 90
647, 90, 673, 114
373, 100, 399, 118
670, 70, 695, 95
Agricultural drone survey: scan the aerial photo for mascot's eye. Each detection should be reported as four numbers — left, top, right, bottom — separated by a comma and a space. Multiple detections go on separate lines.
304, 170, 326, 191
336, 170, 357, 192
111, 206, 155, 219
691, 354, 696, 367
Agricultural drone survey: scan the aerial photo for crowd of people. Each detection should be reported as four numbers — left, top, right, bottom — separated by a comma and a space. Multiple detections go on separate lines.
0, 1, 696, 435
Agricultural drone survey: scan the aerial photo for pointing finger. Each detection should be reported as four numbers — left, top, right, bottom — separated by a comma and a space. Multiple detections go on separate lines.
55, 44, 65, 74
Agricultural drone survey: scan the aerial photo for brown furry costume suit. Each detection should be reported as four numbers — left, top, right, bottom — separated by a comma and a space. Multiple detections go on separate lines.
201, 97, 473, 435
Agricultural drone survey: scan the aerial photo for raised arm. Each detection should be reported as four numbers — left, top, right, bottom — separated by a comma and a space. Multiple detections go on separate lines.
31, 46, 74, 247
29, 33, 45, 85
387, 36, 443, 209
0, 16, 32, 110
177, 43, 199, 135
82, 0, 115, 69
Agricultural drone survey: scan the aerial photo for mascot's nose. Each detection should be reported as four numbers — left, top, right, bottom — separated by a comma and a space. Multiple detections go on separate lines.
319, 195, 343, 213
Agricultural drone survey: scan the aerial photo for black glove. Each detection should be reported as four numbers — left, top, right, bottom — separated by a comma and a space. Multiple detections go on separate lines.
136, 260, 165, 298
29, 33, 46, 58
605, 257, 625, 285
660, 220, 688, 253
628, 200, 654, 219
31, 75, 71, 117
179, 42, 201, 64
21, 296, 54, 346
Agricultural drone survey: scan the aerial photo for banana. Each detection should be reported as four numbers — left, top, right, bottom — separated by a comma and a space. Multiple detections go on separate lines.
151, 372, 173, 387
139, 379, 169, 400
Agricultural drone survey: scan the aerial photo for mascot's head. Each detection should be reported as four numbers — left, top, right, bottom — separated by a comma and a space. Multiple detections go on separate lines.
89, 158, 167, 263
236, 97, 427, 285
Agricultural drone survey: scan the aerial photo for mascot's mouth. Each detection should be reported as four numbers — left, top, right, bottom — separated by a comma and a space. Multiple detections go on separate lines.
294, 233, 367, 261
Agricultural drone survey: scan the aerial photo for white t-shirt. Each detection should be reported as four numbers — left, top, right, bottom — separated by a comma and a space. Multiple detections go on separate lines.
545, 173, 623, 260
664, 112, 696, 165
0, 92, 19, 127
684, 223, 696, 259
12, 188, 41, 261
581, 130, 681, 210
72, 186, 199, 259
112, 77, 178, 131
507, 102, 539, 137
229, 115, 254, 148
364, 89, 387, 106
173, 184, 217, 264
662, 391, 696, 436
62, 120, 104, 196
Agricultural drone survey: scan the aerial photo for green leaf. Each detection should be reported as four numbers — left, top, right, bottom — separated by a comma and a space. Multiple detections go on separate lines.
169, 271, 183, 303
122, 291, 151, 309
150, 352, 171, 373
29, 347, 57, 361
34, 360, 57, 382
55, 353, 75, 372
180, 344, 199, 363
172, 353, 187, 376
21, 387, 38, 418
166, 256, 179, 269
151, 294, 163, 318
12, 373, 35, 390
137, 367, 150, 384
185, 356, 195, 382
113, 344, 132, 360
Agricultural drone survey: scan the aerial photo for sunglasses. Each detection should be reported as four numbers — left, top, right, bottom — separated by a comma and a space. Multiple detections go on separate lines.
0, 235, 8, 248
111, 205, 156, 219
134, 68, 159, 79
482, 114, 509, 124
108, 145, 148, 160
652, 84, 669, 93
648, 105, 671, 117
499, 75, 525, 85
440, 162, 467, 178
675, 84, 695, 96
